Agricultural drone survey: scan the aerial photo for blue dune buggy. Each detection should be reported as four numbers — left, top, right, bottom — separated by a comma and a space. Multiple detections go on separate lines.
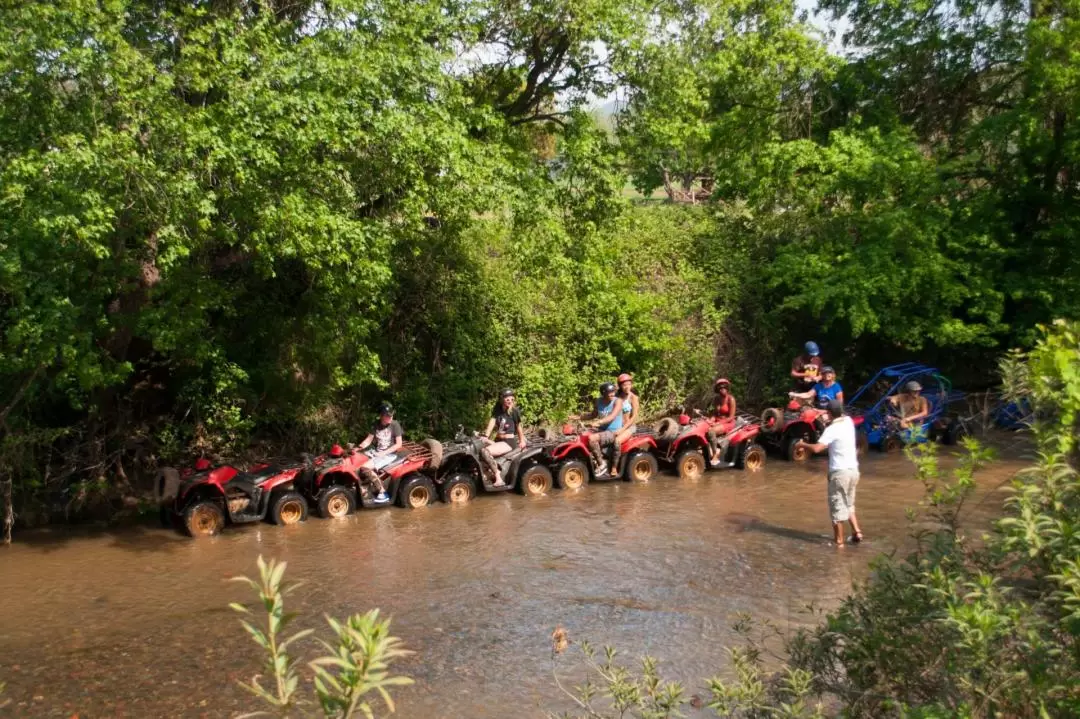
847, 363, 968, 452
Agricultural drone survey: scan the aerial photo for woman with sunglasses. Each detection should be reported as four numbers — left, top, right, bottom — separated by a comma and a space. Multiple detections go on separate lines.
479, 388, 527, 486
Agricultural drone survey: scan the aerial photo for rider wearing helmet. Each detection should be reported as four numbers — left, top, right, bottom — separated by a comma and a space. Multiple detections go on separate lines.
613, 373, 640, 448
583, 381, 624, 477
791, 341, 824, 391
889, 380, 930, 429
479, 388, 527, 487
789, 366, 843, 409
356, 401, 403, 503
707, 378, 738, 467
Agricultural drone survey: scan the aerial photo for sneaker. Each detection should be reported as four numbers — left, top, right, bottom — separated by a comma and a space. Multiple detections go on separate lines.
709, 456, 723, 467
373, 492, 390, 504
596, 462, 609, 477
493, 476, 506, 487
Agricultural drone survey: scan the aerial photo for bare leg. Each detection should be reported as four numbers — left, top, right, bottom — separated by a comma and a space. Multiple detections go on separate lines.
360, 468, 385, 495
848, 512, 863, 542
832, 522, 845, 546
480, 448, 503, 485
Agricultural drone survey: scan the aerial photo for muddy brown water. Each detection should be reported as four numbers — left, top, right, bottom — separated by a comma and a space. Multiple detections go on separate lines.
0, 443, 1027, 718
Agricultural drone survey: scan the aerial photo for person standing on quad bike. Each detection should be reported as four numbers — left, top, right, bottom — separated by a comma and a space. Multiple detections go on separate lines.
479, 388, 527, 487
706, 378, 737, 467
791, 341, 823, 392
788, 366, 844, 409
356, 402, 403, 503
581, 382, 625, 477
613, 373, 640, 447
889, 381, 930, 429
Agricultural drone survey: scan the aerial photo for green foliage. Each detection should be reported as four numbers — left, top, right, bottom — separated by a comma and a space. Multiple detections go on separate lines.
230, 555, 412, 719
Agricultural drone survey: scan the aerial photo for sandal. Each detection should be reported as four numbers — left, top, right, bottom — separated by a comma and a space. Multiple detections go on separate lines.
850, 532, 864, 544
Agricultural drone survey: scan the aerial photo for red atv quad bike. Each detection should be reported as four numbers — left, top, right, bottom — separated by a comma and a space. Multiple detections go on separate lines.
759, 400, 867, 461
652, 411, 766, 479
543, 421, 660, 488
156, 457, 313, 538
430, 427, 563, 504
301, 440, 442, 517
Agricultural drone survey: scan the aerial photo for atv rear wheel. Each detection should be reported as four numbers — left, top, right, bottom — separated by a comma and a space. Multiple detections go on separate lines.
761, 408, 784, 434
556, 459, 589, 490
943, 419, 967, 445
317, 485, 355, 519
625, 452, 658, 482
785, 435, 811, 462
183, 500, 225, 537
398, 475, 436, 509
675, 449, 706, 480
440, 473, 475, 504
270, 491, 309, 525
737, 443, 766, 471
519, 464, 553, 496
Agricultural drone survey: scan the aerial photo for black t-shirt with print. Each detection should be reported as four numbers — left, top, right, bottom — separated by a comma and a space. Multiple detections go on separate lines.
370, 420, 403, 452
493, 407, 522, 438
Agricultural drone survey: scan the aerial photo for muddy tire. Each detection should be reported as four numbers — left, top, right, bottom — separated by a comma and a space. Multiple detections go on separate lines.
943, 419, 966, 446
856, 432, 869, 456
183, 500, 225, 538
536, 427, 557, 441
398, 474, 436, 509
440, 473, 476, 504
785, 435, 811, 462
879, 435, 903, 453
518, 464, 554, 496
270, 491, 309, 525
675, 449, 706, 480
317, 485, 356, 519
420, 438, 444, 470
556, 459, 589, 490
761, 408, 784, 434
624, 452, 658, 482
737, 443, 766, 471
656, 418, 679, 440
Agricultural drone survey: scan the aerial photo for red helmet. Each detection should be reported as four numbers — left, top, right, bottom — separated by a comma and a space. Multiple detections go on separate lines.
617, 373, 632, 384
194, 458, 211, 471
715, 377, 730, 388
330, 444, 345, 458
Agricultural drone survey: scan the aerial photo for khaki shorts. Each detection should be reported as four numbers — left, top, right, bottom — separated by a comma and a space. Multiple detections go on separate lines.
828, 469, 859, 523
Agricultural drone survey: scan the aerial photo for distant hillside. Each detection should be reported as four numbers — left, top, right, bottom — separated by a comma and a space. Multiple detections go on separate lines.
588, 98, 621, 135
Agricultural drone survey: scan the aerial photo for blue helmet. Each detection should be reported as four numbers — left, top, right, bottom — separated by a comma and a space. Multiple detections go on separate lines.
804, 341, 820, 356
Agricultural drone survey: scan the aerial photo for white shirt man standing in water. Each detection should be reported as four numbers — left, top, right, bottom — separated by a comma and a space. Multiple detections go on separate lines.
798, 399, 864, 547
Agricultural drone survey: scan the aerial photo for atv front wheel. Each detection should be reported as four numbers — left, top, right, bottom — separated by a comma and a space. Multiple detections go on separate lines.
398, 475, 436, 509
556, 459, 589, 490
519, 464, 554, 496
183, 500, 225, 537
624, 452, 658, 482
317, 485, 356, 519
270, 491, 309, 525
675, 449, 706, 480
737, 443, 766, 471
785, 435, 811, 462
440, 473, 475, 504
880, 436, 903, 453
943, 419, 967, 445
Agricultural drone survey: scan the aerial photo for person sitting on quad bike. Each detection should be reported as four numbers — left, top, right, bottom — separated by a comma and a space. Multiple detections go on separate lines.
581, 382, 626, 477
613, 373, 640, 447
791, 341, 823, 392
478, 388, 527, 487
355, 402, 403, 503
706, 378, 737, 467
788, 365, 844, 410
889, 380, 930, 429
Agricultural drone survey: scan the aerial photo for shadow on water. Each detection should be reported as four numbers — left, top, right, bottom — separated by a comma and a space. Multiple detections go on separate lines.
723, 512, 830, 544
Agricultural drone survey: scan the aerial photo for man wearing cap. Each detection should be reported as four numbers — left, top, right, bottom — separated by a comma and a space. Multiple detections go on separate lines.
789, 366, 843, 409
356, 402, 403, 503
791, 341, 824, 392
582, 382, 625, 477
797, 399, 864, 546
889, 381, 930, 429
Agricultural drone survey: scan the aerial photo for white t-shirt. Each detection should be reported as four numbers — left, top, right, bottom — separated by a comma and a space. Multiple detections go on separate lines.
817, 416, 859, 472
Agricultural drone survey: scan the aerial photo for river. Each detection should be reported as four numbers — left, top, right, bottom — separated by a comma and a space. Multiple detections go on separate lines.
0, 443, 1025, 718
